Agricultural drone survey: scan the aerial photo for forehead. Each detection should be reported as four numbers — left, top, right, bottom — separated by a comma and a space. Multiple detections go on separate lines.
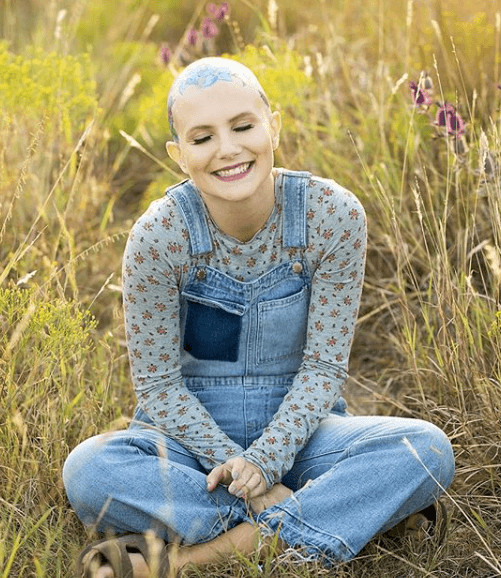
173, 82, 268, 135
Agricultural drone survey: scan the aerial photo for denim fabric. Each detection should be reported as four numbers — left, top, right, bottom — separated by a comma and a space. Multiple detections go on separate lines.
177, 170, 311, 379
179, 259, 310, 377
119, 168, 367, 485
183, 300, 242, 361
63, 169, 455, 561
63, 406, 454, 558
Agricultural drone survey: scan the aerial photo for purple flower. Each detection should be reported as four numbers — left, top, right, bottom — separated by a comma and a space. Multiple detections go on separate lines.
206, 2, 229, 21
201, 17, 219, 39
206, 2, 217, 15
160, 43, 171, 65
215, 2, 229, 20
435, 103, 451, 128
435, 103, 466, 138
447, 108, 466, 137
409, 81, 432, 107
187, 28, 198, 46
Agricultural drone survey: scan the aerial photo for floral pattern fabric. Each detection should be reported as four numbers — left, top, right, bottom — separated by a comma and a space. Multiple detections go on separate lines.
122, 171, 367, 487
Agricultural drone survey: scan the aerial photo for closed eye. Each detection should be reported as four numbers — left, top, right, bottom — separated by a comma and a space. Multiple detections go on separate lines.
234, 124, 253, 132
192, 135, 211, 145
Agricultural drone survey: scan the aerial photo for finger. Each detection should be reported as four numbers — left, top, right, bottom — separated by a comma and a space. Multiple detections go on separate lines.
245, 472, 263, 491
246, 485, 267, 499
228, 469, 254, 495
245, 476, 267, 499
206, 465, 231, 491
230, 458, 246, 481
206, 467, 223, 491
231, 468, 266, 497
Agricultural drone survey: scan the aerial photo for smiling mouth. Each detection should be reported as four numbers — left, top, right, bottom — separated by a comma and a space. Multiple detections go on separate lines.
213, 162, 253, 181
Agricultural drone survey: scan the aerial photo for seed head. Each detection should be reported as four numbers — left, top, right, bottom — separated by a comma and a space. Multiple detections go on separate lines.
422, 72, 433, 92
483, 151, 496, 175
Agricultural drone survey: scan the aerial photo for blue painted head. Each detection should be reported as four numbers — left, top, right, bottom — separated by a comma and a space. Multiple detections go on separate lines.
167, 57, 270, 142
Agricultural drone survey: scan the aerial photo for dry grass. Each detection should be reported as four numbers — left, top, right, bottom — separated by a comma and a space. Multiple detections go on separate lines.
1, 0, 500, 576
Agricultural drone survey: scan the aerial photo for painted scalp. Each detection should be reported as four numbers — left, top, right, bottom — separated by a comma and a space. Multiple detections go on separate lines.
167, 57, 269, 141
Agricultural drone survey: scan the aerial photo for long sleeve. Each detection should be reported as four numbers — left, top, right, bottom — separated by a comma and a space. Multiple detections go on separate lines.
242, 180, 367, 487
123, 175, 367, 488
122, 196, 244, 469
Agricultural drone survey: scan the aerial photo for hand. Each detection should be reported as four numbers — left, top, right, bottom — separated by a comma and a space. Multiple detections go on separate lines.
249, 483, 293, 514
206, 457, 266, 499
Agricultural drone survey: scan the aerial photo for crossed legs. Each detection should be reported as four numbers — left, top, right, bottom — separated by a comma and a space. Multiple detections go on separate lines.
63, 414, 454, 574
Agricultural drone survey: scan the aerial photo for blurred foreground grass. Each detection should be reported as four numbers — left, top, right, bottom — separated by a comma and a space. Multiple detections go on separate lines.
1, 0, 500, 575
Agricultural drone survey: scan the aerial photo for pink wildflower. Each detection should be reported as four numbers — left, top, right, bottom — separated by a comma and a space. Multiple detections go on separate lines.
215, 2, 229, 20
187, 28, 198, 46
435, 103, 466, 138
160, 44, 171, 65
201, 17, 218, 39
409, 81, 432, 107
207, 2, 229, 21
206, 3, 217, 15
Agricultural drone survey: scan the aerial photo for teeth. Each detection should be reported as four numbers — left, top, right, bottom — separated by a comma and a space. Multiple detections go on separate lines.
215, 162, 251, 177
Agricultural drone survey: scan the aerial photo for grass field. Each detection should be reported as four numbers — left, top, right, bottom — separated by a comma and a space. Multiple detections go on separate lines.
1, 0, 500, 576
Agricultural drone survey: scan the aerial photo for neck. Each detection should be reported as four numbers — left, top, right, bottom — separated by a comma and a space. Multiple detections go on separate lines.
201, 174, 276, 242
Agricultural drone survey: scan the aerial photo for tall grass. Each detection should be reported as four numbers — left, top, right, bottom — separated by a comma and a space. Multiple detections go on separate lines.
1, 0, 500, 576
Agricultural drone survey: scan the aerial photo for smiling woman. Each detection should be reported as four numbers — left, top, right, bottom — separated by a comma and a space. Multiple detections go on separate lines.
166, 71, 281, 241
63, 57, 455, 578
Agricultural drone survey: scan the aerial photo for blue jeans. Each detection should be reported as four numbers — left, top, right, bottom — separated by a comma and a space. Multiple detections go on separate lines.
63, 171, 454, 560
63, 389, 454, 561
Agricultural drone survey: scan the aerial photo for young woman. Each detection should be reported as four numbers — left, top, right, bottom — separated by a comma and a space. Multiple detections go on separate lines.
63, 57, 455, 577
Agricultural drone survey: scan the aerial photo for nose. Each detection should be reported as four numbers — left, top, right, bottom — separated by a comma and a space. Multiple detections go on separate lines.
217, 130, 242, 158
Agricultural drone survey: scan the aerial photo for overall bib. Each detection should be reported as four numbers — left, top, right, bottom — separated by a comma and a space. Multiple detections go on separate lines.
63, 172, 455, 561
172, 169, 322, 451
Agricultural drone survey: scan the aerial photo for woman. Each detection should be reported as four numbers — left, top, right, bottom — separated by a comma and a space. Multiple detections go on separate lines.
63, 57, 455, 577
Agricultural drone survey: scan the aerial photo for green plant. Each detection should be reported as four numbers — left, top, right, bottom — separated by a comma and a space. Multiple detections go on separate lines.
1, 0, 501, 576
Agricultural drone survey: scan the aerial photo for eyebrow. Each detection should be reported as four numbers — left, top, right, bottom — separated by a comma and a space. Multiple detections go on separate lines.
185, 112, 258, 137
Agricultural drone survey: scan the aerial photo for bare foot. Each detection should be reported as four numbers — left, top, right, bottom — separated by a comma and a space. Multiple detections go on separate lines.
249, 483, 293, 514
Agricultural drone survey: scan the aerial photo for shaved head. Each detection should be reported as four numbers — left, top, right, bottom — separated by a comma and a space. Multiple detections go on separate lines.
167, 57, 270, 141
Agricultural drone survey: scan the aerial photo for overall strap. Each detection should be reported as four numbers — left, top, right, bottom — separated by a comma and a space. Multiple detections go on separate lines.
280, 169, 310, 248
169, 180, 213, 256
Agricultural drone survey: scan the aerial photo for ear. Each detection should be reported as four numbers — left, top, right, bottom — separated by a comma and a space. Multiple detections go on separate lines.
166, 141, 188, 174
270, 110, 282, 150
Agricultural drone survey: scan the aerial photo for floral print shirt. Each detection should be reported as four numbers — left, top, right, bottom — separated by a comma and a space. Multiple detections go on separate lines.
122, 171, 367, 488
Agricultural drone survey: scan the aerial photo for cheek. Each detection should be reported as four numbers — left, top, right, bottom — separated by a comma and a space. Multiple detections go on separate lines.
183, 150, 208, 172
250, 130, 273, 154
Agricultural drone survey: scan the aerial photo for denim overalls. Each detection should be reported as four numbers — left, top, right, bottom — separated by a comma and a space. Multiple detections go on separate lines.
63, 171, 455, 562
174, 170, 316, 452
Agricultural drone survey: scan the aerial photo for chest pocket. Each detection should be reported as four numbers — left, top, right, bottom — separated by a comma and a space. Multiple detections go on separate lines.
256, 279, 310, 366
181, 287, 246, 363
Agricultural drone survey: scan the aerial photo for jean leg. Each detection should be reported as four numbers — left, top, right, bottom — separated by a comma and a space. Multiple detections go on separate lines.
63, 428, 249, 544
259, 414, 455, 561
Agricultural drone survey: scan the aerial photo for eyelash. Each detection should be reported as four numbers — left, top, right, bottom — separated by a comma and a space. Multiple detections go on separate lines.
234, 124, 253, 132
193, 136, 211, 145
192, 124, 254, 145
